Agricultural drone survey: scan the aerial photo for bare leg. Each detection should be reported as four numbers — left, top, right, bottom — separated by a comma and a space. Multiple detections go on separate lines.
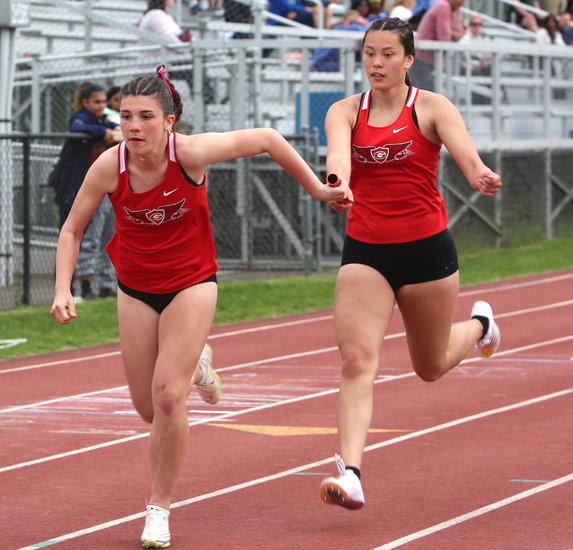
396, 272, 483, 382
117, 282, 217, 510
334, 264, 396, 469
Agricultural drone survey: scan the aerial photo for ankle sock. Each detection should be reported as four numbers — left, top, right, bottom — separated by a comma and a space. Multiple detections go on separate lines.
346, 466, 361, 479
148, 504, 170, 516
472, 315, 489, 339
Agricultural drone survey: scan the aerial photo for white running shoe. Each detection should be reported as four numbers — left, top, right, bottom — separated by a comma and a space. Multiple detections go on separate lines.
319, 454, 365, 510
195, 344, 222, 404
141, 505, 171, 549
471, 300, 501, 358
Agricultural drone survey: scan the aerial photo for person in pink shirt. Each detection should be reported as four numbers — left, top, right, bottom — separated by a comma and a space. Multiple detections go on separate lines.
410, 0, 465, 89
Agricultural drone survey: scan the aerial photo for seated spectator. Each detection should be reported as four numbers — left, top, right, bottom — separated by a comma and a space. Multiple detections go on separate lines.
558, 11, 573, 44
536, 13, 567, 79
389, 0, 415, 20
310, 9, 369, 71
138, 0, 192, 46
267, 0, 332, 27
460, 15, 490, 74
537, 12, 566, 45
351, 0, 372, 19
368, 0, 387, 20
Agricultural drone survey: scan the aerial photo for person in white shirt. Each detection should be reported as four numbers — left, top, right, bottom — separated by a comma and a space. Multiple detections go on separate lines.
138, 0, 191, 47
389, 0, 415, 21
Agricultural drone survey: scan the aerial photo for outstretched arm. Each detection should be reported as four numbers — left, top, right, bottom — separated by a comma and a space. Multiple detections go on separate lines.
177, 128, 350, 203
324, 97, 357, 212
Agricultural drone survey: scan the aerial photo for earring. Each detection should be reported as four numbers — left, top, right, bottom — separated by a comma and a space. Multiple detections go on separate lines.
166, 126, 173, 134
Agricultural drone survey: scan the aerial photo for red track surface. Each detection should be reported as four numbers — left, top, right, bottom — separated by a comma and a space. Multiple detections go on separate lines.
2, 270, 572, 549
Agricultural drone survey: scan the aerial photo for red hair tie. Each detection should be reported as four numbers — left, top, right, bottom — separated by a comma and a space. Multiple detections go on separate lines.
156, 65, 179, 98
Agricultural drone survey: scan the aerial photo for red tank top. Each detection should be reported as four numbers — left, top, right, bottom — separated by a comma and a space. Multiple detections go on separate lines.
106, 132, 218, 293
347, 87, 447, 244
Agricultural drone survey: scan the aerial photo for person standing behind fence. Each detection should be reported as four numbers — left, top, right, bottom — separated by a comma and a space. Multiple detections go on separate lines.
318, 17, 502, 512
49, 82, 118, 300
409, 0, 465, 90
50, 65, 349, 549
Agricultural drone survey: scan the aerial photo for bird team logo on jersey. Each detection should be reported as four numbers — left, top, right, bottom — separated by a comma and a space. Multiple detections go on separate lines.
352, 141, 413, 164
124, 199, 189, 225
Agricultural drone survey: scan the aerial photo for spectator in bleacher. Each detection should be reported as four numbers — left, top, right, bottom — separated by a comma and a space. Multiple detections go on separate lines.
368, 0, 388, 20
537, 13, 566, 44
460, 15, 496, 104
536, 13, 567, 78
138, 0, 192, 46
409, 0, 465, 90
352, 0, 373, 20
389, 0, 415, 21
460, 15, 490, 74
267, 0, 332, 27
558, 11, 573, 43
311, 9, 369, 71
49, 82, 118, 300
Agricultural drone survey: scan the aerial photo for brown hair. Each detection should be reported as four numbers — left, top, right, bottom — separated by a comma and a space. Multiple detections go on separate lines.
119, 66, 183, 123
72, 82, 105, 112
362, 17, 415, 86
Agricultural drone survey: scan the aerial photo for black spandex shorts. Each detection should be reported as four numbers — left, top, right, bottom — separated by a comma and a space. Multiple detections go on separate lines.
117, 274, 217, 315
341, 229, 458, 293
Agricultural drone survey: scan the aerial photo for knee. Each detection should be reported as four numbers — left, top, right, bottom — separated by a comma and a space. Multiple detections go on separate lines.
340, 345, 377, 382
153, 383, 185, 418
412, 361, 445, 383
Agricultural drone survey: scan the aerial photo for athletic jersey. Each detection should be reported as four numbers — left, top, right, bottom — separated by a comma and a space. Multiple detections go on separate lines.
106, 132, 218, 293
347, 86, 447, 244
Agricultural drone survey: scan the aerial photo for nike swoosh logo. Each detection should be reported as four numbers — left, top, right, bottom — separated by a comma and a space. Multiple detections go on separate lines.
392, 126, 408, 134
163, 188, 178, 196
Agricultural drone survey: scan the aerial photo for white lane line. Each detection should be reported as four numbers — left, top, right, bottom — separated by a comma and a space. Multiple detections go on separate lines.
16, 387, 572, 549
372, 472, 573, 549
2, 331, 572, 471
0, 373, 413, 474
2, 326, 573, 417
2, 271, 572, 376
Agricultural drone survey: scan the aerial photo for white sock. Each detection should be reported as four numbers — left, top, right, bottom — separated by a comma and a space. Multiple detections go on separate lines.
147, 504, 170, 517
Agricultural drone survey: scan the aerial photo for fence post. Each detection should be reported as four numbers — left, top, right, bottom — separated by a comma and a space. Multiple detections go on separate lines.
22, 135, 31, 304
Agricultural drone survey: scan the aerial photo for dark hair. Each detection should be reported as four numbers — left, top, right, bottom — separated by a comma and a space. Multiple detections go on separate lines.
120, 66, 183, 123
106, 86, 121, 102
72, 82, 105, 112
362, 17, 415, 86
145, 0, 167, 12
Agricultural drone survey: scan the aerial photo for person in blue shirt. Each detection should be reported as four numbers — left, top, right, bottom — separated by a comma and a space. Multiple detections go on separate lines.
50, 82, 119, 299
558, 12, 573, 44
267, 0, 332, 27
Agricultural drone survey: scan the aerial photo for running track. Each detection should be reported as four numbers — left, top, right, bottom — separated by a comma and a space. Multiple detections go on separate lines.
1, 270, 572, 549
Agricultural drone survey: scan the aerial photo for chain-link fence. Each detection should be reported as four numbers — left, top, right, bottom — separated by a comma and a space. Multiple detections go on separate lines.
3, 0, 573, 311
0, 130, 339, 310
2, 130, 572, 311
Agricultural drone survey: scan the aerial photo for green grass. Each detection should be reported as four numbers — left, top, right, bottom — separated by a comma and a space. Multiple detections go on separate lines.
2, 238, 572, 360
